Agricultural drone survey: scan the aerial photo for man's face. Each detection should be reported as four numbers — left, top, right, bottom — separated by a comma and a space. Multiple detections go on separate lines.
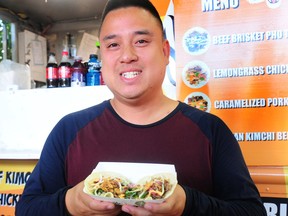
99, 6, 170, 103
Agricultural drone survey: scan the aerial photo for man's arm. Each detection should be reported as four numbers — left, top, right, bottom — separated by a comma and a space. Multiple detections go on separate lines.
15, 118, 71, 216
181, 116, 266, 215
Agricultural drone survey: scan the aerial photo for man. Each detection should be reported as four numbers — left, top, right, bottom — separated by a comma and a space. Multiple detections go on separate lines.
16, 0, 266, 215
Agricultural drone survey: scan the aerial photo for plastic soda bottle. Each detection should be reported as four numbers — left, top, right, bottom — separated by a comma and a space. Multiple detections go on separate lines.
58, 50, 71, 87
86, 54, 101, 86
71, 56, 86, 87
46, 52, 58, 88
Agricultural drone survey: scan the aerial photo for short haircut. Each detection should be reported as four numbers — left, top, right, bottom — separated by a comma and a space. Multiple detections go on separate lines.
99, 0, 164, 37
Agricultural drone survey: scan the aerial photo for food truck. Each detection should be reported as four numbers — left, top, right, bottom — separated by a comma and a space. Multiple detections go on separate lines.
0, 0, 287, 215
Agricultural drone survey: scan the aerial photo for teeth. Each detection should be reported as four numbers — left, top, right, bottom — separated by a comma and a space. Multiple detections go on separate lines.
121, 72, 140, 78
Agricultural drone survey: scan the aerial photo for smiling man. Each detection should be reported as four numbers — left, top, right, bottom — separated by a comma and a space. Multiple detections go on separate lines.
99, 1, 175, 126
16, 0, 266, 215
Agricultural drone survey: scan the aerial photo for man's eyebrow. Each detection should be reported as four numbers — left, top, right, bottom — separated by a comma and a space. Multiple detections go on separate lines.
102, 30, 153, 41
103, 34, 117, 41
134, 30, 152, 36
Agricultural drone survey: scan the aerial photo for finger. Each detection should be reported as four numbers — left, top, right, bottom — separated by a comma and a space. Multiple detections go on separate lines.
89, 199, 117, 211
76, 189, 120, 214
143, 202, 171, 215
122, 204, 153, 216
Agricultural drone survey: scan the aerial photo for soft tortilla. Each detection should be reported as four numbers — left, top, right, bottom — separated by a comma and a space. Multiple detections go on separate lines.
83, 171, 177, 200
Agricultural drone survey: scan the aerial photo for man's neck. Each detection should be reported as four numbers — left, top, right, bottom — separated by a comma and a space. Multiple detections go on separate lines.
110, 96, 178, 125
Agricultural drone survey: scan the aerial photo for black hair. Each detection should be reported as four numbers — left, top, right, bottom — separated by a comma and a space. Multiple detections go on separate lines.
99, 0, 164, 36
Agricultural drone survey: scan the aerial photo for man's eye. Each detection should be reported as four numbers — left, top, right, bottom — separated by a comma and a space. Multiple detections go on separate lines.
137, 40, 147, 44
108, 43, 118, 48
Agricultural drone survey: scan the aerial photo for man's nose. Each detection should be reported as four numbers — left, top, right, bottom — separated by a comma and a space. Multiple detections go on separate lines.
120, 46, 138, 63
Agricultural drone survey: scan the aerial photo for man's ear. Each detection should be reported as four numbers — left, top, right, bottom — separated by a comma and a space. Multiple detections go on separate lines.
163, 39, 170, 65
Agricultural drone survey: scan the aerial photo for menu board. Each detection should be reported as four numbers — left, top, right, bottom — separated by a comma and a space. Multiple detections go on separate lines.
175, 0, 288, 166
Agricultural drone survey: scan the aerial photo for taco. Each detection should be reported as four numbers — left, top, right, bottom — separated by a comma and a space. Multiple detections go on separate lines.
84, 171, 132, 198
83, 171, 177, 201
137, 173, 177, 200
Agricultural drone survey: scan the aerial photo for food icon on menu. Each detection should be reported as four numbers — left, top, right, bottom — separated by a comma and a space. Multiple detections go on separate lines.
182, 27, 211, 55
184, 92, 211, 112
266, 0, 281, 8
182, 60, 210, 88
246, 0, 282, 8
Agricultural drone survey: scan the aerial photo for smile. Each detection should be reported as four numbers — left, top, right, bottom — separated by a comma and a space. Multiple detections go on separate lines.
121, 71, 141, 79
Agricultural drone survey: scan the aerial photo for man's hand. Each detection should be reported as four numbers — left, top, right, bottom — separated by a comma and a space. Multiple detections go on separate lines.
121, 184, 186, 216
65, 181, 122, 216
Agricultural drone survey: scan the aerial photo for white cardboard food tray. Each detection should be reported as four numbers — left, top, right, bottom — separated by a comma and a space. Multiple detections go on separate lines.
84, 162, 177, 206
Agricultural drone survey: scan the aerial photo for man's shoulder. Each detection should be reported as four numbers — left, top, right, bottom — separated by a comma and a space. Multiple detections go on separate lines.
58, 100, 111, 126
178, 101, 223, 126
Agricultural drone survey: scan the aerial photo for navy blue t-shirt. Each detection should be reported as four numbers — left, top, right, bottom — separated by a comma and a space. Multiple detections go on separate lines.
16, 100, 266, 216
